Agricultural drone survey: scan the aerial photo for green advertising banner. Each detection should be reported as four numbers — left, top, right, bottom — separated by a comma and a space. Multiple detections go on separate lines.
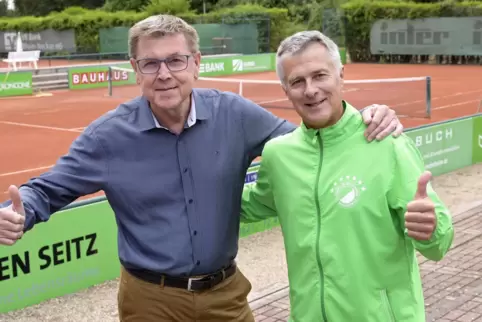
0, 71, 33, 97
199, 53, 275, 77
405, 117, 474, 176
473, 115, 482, 164
231, 54, 273, 74
68, 63, 134, 90
0, 202, 118, 313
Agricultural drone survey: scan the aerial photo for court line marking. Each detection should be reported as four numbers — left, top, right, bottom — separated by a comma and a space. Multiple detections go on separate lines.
432, 99, 481, 111
0, 165, 54, 178
0, 121, 83, 133
255, 98, 288, 105
393, 89, 482, 108
0, 92, 55, 101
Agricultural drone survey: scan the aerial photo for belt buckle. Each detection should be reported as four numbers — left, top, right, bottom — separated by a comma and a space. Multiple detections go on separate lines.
187, 276, 203, 292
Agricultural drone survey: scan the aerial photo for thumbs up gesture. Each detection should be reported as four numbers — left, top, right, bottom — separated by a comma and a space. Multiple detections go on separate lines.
0, 185, 26, 246
405, 171, 436, 241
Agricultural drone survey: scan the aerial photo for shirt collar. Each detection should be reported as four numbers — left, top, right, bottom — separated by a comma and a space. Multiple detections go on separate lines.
137, 89, 210, 132
151, 95, 197, 130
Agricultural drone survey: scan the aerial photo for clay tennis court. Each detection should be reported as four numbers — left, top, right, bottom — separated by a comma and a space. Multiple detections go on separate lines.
0, 63, 481, 202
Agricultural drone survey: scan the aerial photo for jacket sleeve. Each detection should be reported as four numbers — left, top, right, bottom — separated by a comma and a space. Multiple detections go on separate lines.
0, 128, 106, 232
387, 134, 454, 261
241, 145, 278, 223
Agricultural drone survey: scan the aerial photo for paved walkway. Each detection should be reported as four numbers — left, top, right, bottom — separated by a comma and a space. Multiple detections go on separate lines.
248, 203, 482, 322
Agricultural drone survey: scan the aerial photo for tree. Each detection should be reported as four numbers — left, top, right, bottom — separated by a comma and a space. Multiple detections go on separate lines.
102, 0, 149, 12
144, 0, 191, 15
0, 0, 8, 17
14, 0, 106, 16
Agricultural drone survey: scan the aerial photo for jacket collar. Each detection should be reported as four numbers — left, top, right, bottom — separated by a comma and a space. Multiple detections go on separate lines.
300, 101, 363, 146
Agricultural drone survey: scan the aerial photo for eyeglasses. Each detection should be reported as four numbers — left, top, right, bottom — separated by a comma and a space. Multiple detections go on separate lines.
136, 54, 191, 74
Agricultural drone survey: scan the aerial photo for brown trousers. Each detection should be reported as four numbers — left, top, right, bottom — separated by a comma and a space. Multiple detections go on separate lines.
118, 266, 255, 322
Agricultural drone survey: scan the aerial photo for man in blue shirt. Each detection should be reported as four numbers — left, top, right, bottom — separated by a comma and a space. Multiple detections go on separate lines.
0, 14, 404, 321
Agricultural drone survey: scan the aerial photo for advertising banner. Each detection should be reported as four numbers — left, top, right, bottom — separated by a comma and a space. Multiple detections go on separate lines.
370, 17, 482, 56
0, 202, 118, 313
472, 115, 482, 164
405, 116, 479, 176
0, 71, 33, 97
199, 53, 275, 77
68, 63, 135, 90
0, 29, 76, 53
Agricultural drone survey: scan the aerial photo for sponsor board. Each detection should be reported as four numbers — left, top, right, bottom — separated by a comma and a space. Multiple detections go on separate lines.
0, 72, 33, 97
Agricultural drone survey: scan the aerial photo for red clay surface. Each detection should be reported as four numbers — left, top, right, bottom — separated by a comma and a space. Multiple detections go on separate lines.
0, 63, 481, 204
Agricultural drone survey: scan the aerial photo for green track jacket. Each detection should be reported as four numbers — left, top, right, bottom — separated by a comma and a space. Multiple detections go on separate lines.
241, 101, 454, 322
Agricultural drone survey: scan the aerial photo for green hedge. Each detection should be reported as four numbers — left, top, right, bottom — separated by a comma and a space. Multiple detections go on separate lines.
0, 5, 290, 55
341, 1, 482, 62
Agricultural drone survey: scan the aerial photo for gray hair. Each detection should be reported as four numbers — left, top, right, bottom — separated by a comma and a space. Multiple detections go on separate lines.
128, 14, 200, 58
276, 30, 343, 85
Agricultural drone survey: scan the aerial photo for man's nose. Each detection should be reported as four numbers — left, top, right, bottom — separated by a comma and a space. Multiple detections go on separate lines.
304, 81, 319, 98
156, 62, 172, 80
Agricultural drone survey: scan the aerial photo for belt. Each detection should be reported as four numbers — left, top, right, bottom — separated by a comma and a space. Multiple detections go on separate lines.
125, 261, 237, 292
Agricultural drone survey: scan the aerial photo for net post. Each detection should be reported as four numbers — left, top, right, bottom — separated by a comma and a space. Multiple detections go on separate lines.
239, 81, 244, 97
425, 76, 431, 118
107, 66, 113, 97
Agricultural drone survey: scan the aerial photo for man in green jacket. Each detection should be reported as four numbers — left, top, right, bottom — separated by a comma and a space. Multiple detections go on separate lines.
241, 30, 454, 322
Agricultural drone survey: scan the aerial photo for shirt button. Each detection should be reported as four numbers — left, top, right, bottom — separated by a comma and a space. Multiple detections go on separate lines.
196, 260, 200, 266
189, 199, 193, 204
193, 230, 197, 236
183, 168, 188, 173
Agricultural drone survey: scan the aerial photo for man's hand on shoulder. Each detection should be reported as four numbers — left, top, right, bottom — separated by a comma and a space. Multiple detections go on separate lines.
0, 185, 26, 246
361, 104, 404, 142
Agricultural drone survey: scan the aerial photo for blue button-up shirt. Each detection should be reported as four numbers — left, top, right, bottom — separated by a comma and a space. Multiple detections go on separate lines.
7, 88, 296, 276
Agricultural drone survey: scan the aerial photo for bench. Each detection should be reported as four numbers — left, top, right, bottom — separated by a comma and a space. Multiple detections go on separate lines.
2, 50, 40, 71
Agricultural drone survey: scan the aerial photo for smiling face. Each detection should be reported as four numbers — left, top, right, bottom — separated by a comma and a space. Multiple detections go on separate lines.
280, 42, 344, 129
130, 32, 201, 114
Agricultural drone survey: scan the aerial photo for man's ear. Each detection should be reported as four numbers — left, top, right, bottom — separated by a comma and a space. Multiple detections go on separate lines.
129, 58, 141, 84
281, 83, 288, 96
193, 51, 201, 80
130, 58, 137, 72
340, 66, 344, 80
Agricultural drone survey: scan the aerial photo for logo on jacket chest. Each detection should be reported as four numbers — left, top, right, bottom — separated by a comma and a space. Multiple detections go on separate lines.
330, 176, 366, 207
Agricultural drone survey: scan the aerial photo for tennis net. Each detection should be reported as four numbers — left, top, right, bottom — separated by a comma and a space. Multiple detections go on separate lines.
107, 66, 432, 118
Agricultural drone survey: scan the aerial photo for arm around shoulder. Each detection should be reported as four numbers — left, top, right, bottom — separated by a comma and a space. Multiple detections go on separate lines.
241, 143, 278, 223
387, 134, 454, 261
237, 94, 296, 159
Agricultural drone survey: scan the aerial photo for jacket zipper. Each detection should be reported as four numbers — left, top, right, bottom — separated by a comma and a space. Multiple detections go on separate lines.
380, 290, 396, 322
315, 132, 328, 322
